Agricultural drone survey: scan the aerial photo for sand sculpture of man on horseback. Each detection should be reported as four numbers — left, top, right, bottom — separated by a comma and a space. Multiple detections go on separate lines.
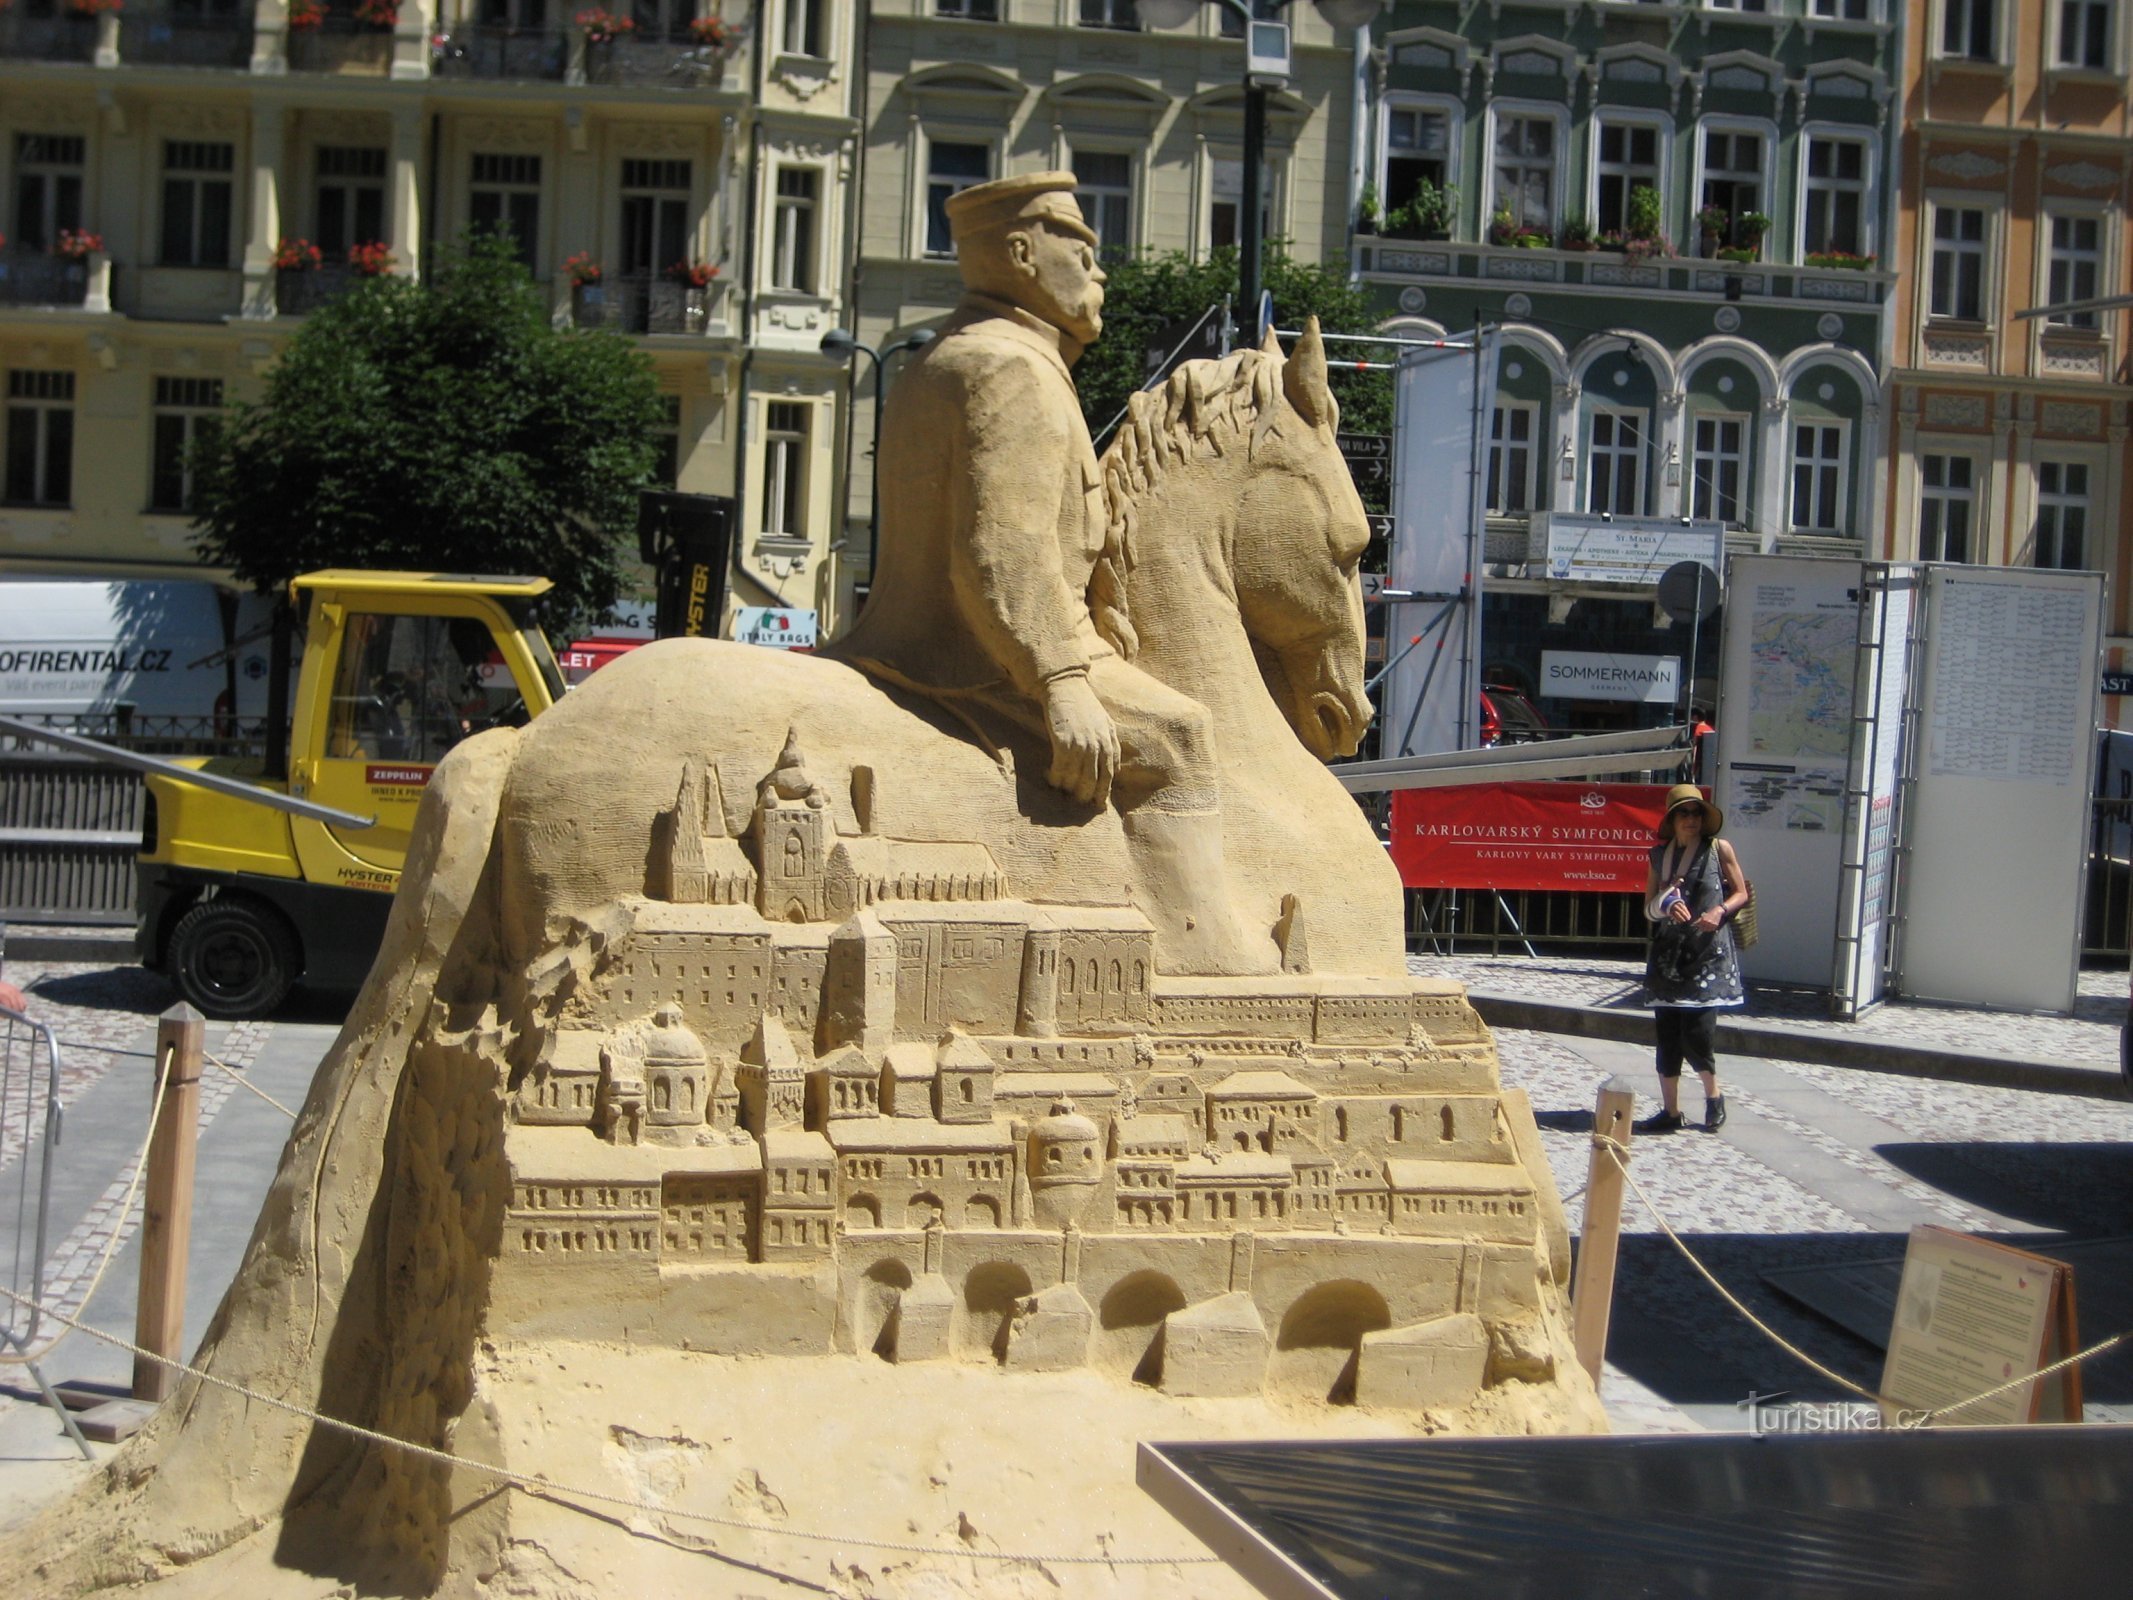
830, 171, 1268, 974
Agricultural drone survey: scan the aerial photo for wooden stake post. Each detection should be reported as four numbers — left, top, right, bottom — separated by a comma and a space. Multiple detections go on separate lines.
134, 1003, 203, 1402
1570, 1076, 1636, 1387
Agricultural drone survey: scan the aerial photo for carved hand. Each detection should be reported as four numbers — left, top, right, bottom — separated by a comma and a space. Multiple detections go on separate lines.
1044, 671, 1118, 808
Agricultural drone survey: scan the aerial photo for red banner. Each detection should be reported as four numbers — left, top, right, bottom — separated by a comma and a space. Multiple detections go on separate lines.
1390, 782, 1677, 892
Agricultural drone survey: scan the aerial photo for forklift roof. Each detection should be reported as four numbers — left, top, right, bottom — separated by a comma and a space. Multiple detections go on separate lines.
290, 570, 555, 600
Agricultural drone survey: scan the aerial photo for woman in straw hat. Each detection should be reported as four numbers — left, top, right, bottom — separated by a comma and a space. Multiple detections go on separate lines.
1638, 784, 1749, 1134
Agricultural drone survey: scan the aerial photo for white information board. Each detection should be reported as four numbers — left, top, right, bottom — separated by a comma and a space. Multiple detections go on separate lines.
1714, 556, 1863, 986
1832, 568, 1915, 1019
1538, 513, 1725, 586
1894, 567, 2102, 1013
1384, 331, 1497, 756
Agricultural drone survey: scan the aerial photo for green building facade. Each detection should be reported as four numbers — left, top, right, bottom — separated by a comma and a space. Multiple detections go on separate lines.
1354, 1, 1902, 722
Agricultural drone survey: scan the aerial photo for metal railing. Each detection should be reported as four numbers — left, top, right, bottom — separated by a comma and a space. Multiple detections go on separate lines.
0, 9, 99, 63
570, 274, 718, 335
2085, 793, 2133, 962
583, 32, 727, 87
0, 251, 94, 309
429, 21, 568, 80
117, 10, 254, 67
0, 749, 146, 927
275, 263, 362, 315
1, 1001, 91, 1458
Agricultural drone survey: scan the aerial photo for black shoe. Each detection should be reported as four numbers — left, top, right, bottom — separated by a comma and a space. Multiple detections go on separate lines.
1704, 1096, 1728, 1133
1634, 1109, 1685, 1135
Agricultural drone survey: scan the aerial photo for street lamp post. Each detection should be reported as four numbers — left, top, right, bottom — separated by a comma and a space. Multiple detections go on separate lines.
1134, 0, 1381, 340
819, 325, 936, 583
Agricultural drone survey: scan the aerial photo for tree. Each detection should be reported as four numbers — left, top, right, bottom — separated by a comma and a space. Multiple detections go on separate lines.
191, 233, 665, 632
1074, 244, 1393, 453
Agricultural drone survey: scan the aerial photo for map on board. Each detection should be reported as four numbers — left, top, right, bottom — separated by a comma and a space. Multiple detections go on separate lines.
1749, 606, 1856, 761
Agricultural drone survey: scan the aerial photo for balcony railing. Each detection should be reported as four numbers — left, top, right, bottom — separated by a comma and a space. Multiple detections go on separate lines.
118, 9, 254, 67
1356, 237, 1893, 308
0, 8, 100, 63
286, 17, 394, 74
584, 32, 727, 88
0, 251, 97, 309
430, 22, 568, 81
275, 264, 364, 315
570, 275, 719, 336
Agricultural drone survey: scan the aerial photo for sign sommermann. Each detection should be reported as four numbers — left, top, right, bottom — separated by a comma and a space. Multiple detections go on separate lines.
1541, 650, 1681, 704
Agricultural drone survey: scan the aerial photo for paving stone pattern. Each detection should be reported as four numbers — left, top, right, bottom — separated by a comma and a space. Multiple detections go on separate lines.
1425, 952, 2126, 1067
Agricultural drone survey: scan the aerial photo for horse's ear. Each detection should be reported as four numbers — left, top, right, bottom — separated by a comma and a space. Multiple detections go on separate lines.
1259, 324, 1282, 359
1283, 317, 1333, 428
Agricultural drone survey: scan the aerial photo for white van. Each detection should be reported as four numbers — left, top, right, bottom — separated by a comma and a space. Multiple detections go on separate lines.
0, 579, 282, 729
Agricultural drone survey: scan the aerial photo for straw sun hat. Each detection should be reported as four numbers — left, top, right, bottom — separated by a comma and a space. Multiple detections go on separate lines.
1658, 783, 1722, 836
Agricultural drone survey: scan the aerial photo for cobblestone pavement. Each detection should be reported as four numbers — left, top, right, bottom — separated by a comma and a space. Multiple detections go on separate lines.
1, 962, 179, 1173
1423, 951, 2127, 1068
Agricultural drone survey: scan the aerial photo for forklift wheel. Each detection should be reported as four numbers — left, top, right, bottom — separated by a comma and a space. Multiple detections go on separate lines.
169, 898, 300, 1020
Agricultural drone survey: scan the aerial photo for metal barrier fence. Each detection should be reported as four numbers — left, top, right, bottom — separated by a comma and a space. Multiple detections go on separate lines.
1, 1002, 90, 1455
1408, 794, 2133, 964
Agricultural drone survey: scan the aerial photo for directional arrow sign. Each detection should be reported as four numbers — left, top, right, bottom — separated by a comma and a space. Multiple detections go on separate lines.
1345, 457, 1391, 487
1366, 513, 1393, 542
1337, 432, 1390, 460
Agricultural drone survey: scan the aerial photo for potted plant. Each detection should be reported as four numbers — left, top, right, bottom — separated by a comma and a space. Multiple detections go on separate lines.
1355, 183, 1380, 236
687, 14, 736, 47
353, 0, 396, 25
55, 228, 104, 258
1411, 178, 1456, 241
1488, 202, 1520, 248
348, 240, 396, 276
286, 0, 325, 27
1558, 212, 1597, 252
665, 260, 718, 289
1735, 211, 1770, 257
575, 6, 635, 44
1804, 249, 1874, 271
564, 251, 604, 325
272, 237, 322, 271
1696, 204, 1730, 256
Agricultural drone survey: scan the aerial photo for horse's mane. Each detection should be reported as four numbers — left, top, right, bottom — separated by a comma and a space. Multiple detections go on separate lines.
1090, 348, 1284, 660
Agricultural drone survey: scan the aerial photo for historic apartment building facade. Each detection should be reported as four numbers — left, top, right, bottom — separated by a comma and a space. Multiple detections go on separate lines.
1351, 0, 1900, 722
1878, 0, 2133, 723
0, 0, 861, 635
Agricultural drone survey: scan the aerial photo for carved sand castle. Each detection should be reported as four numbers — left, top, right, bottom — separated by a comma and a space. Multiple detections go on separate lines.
5, 177, 1599, 1598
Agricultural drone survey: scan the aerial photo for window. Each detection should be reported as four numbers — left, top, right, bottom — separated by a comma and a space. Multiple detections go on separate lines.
780, 0, 822, 56
1802, 135, 1868, 256
1493, 113, 1556, 232
1486, 403, 1536, 514
629, 0, 694, 39
1791, 422, 1848, 533
1071, 149, 1133, 257
1941, 0, 1997, 60
149, 377, 223, 513
1700, 127, 1764, 231
934, 0, 998, 15
315, 146, 386, 259
620, 158, 690, 277
763, 401, 809, 538
771, 167, 818, 293
1594, 121, 1660, 235
2032, 459, 2090, 569
1219, 0, 1279, 36
12, 134, 84, 254
1691, 414, 1747, 525
1919, 453, 1977, 562
1708, 0, 1770, 10
650, 394, 682, 489
1811, 0, 1873, 16
1383, 103, 1450, 218
1930, 207, 1987, 321
1078, 0, 1139, 27
4, 371, 74, 507
1209, 157, 1271, 252
2046, 214, 2101, 329
326, 612, 512, 765
1587, 409, 1644, 516
160, 141, 235, 268
925, 141, 990, 257
470, 153, 541, 272
2057, 1, 2111, 67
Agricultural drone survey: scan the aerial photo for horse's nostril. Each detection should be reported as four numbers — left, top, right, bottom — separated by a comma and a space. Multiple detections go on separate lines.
1314, 700, 1345, 748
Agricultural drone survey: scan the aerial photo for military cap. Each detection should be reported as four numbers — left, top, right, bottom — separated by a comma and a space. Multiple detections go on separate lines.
944, 171, 1098, 247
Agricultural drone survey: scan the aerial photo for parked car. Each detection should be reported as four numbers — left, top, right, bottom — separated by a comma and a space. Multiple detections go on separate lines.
1480, 685, 1549, 746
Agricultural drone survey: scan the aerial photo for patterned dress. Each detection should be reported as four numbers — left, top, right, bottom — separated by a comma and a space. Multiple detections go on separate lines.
1644, 838, 1744, 1008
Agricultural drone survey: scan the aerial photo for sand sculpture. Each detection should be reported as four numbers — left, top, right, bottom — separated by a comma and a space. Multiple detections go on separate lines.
7, 176, 1598, 1598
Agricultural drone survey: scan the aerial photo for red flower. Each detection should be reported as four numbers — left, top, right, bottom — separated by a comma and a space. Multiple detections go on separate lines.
348, 240, 397, 276
273, 237, 324, 271
664, 260, 719, 288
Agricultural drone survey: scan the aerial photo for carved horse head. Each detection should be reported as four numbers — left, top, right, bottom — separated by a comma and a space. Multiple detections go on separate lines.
1093, 318, 1373, 760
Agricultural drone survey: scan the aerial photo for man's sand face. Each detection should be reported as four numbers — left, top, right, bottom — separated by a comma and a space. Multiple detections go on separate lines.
1011, 221, 1106, 348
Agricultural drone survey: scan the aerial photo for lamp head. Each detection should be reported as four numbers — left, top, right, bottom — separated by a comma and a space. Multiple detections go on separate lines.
819, 327, 859, 360
1134, 0, 1200, 28
1313, 0, 1383, 29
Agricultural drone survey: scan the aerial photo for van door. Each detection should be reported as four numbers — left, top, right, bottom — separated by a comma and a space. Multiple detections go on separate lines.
289, 607, 526, 889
